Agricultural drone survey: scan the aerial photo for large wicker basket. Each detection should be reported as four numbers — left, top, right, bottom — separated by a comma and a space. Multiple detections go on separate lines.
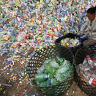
74, 43, 96, 96
26, 44, 74, 96
55, 33, 84, 56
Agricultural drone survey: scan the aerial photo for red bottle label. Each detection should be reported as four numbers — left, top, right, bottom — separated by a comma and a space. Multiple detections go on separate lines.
89, 78, 96, 86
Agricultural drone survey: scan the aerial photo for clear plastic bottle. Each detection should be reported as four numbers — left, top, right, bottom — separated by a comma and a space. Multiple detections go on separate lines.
44, 64, 57, 76
34, 73, 49, 82
86, 55, 94, 67
49, 58, 59, 68
39, 78, 58, 87
55, 60, 72, 82
37, 64, 45, 74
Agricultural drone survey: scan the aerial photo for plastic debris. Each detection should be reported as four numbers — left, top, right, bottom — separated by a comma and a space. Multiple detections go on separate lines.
77, 55, 96, 86
0, 0, 96, 95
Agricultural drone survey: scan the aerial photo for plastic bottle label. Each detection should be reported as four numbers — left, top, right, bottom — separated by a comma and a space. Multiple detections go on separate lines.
89, 78, 96, 86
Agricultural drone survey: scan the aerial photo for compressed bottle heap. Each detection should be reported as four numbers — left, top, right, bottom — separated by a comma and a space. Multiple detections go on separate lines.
77, 55, 96, 86
33, 57, 73, 87
61, 38, 81, 47
0, 0, 96, 95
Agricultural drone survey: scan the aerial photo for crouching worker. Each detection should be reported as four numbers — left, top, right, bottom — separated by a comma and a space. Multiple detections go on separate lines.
80, 6, 96, 46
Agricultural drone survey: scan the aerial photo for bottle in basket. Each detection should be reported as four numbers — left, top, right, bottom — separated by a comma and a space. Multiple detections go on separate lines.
44, 64, 57, 76
39, 78, 58, 87
55, 60, 72, 82
34, 73, 50, 82
72, 39, 79, 46
86, 55, 94, 67
44, 59, 51, 64
37, 64, 45, 74
37, 58, 58, 74
89, 78, 96, 86
61, 38, 69, 46
49, 59, 59, 68
55, 57, 64, 66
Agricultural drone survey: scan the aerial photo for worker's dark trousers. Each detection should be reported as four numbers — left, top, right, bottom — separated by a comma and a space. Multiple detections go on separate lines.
83, 39, 96, 46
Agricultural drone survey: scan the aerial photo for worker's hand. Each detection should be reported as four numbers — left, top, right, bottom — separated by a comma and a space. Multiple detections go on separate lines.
79, 34, 88, 42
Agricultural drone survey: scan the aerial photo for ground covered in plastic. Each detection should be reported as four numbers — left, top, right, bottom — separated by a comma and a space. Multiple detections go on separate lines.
0, 0, 96, 96
0, 55, 88, 96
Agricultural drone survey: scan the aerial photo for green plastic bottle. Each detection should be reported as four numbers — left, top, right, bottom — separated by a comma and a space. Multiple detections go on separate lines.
55, 60, 73, 82
55, 69, 72, 82
44, 64, 57, 76
49, 58, 59, 68
56, 60, 70, 74
34, 73, 49, 82
44, 58, 63, 74
37, 58, 55, 74
55, 56, 64, 65
39, 78, 58, 87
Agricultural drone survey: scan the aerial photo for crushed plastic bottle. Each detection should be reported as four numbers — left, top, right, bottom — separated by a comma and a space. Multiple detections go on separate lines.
77, 55, 96, 86
33, 56, 73, 87
61, 38, 81, 47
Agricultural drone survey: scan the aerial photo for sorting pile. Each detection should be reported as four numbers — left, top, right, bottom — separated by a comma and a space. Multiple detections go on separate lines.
33, 57, 73, 87
77, 55, 96, 86
61, 38, 81, 47
0, 0, 96, 95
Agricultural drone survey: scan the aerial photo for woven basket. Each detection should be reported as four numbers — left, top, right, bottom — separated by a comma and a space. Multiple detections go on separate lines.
55, 33, 84, 56
26, 44, 74, 96
74, 43, 96, 96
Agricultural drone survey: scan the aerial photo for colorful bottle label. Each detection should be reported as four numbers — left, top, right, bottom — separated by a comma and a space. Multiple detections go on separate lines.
89, 78, 96, 86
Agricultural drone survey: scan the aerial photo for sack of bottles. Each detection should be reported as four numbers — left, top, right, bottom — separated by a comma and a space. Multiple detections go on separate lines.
26, 45, 74, 96
34, 57, 73, 87
55, 33, 87, 55
75, 43, 96, 96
